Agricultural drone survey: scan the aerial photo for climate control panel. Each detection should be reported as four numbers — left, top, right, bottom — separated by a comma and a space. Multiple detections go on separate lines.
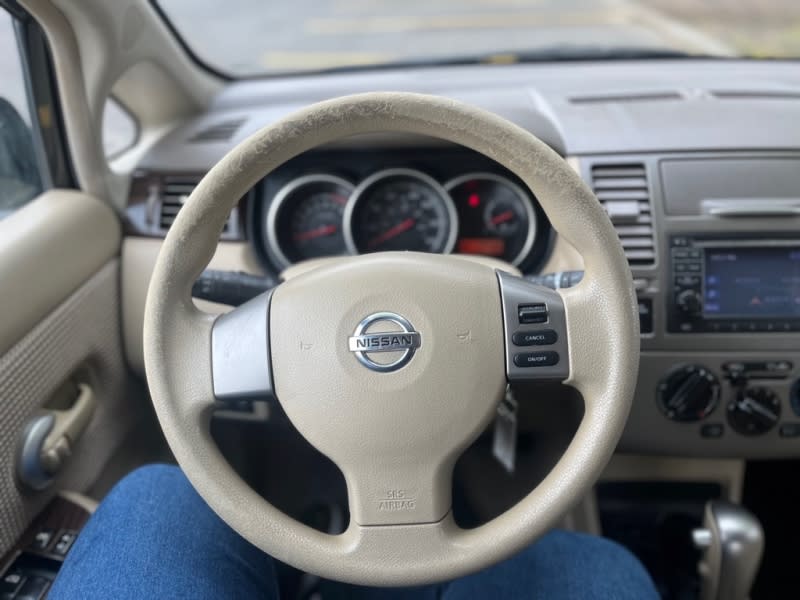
727, 386, 781, 436
656, 361, 799, 440
656, 365, 719, 422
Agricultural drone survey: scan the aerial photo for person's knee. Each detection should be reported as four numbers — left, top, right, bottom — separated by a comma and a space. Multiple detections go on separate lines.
547, 530, 639, 561
536, 530, 657, 597
92, 463, 243, 555
529, 530, 646, 570
491, 531, 656, 598
52, 466, 279, 599
120, 463, 181, 483
100, 464, 196, 515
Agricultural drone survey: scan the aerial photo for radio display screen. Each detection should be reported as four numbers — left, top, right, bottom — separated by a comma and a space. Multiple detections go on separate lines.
703, 247, 800, 318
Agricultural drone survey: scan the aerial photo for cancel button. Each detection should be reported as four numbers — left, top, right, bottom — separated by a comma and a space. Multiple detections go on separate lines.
514, 351, 559, 368
512, 330, 558, 346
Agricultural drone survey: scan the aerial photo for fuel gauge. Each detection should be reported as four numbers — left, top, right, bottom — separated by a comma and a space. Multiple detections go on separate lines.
484, 196, 524, 236
446, 173, 536, 266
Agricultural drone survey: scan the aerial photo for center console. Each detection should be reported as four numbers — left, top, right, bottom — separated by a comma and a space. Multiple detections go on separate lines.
578, 152, 800, 458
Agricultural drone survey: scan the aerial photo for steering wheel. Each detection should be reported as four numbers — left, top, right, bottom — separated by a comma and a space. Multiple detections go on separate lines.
143, 93, 639, 586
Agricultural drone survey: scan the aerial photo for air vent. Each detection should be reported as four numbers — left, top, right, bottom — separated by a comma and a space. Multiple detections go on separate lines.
187, 118, 246, 143
159, 178, 198, 230
590, 163, 655, 267
569, 91, 683, 105
158, 177, 233, 235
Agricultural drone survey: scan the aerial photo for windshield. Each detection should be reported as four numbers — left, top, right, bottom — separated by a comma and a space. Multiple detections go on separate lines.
156, 0, 799, 77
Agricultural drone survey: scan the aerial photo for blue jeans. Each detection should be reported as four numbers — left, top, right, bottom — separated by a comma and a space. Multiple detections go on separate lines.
49, 465, 658, 599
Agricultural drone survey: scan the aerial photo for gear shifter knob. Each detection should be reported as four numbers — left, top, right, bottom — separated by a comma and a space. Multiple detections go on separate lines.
692, 501, 764, 600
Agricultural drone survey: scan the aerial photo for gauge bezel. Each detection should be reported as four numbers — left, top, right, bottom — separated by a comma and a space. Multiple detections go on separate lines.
444, 172, 537, 267
343, 168, 459, 256
266, 173, 354, 270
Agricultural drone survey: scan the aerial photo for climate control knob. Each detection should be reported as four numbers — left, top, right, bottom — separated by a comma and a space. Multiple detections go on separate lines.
676, 289, 703, 315
727, 387, 781, 435
657, 365, 720, 422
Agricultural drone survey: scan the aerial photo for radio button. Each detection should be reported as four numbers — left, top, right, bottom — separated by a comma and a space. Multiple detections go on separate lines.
675, 275, 701, 287
701, 423, 724, 438
779, 423, 800, 438
676, 289, 703, 315
638, 299, 654, 334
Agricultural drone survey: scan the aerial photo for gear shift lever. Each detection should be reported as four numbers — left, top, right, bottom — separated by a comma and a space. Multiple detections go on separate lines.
692, 501, 764, 600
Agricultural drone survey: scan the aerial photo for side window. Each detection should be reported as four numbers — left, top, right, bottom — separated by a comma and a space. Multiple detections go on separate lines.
103, 98, 138, 159
0, 8, 43, 217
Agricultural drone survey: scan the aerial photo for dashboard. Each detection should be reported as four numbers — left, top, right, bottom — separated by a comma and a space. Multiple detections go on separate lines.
123, 58, 800, 459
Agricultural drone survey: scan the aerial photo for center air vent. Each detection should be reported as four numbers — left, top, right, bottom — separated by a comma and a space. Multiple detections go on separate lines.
590, 163, 656, 267
158, 176, 236, 237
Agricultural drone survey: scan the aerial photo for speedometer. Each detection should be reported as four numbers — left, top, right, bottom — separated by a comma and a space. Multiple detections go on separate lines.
345, 169, 457, 255
266, 174, 353, 269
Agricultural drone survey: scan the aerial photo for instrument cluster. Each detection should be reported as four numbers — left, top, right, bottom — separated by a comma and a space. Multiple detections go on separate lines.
264, 168, 540, 270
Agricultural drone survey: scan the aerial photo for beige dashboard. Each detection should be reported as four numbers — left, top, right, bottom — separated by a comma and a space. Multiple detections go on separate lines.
119, 58, 800, 459
121, 154, 800, 460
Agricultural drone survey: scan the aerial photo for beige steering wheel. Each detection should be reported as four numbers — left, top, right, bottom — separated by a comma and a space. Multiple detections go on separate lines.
143, 93, 639, 586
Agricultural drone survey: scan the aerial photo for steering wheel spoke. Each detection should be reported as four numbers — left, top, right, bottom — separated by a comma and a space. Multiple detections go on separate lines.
497, 271, 570, 384
343, 459, 452, 527
210, 291, 275, 402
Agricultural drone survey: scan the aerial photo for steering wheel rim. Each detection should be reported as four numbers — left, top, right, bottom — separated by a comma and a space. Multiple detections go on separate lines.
143, 92, 639, 586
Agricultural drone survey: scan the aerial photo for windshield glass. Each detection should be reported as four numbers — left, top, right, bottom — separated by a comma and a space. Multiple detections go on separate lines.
156, 0, 799, 77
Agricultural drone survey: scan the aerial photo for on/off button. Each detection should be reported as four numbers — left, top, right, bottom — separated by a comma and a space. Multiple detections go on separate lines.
514, 351, 559, 368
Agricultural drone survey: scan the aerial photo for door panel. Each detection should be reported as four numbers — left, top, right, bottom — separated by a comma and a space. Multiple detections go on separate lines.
0, 191, 132, 558
0, 191, 119, 355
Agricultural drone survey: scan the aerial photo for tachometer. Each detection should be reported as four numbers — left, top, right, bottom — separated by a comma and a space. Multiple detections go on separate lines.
446, 173, 536, 266
345, 169, 457, 254
266, 174, 353, 269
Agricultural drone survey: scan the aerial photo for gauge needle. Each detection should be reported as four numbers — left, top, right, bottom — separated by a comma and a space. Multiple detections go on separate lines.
368, 218, 416, 248
293, 224, 338, 242
491, 210, 515, 225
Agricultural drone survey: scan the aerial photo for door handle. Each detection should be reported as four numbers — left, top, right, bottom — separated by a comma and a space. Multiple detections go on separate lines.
17, 382, 96, 490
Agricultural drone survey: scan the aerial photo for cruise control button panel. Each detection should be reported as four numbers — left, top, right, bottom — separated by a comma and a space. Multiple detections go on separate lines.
512, 329, 558, 346
518, 303, 548, 324
514, 351, 559, 368
497, 271, 570, 382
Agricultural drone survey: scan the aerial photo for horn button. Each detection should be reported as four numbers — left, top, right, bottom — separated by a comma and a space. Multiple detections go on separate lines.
269, 253, 507, 525
348, 312, 422, 372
